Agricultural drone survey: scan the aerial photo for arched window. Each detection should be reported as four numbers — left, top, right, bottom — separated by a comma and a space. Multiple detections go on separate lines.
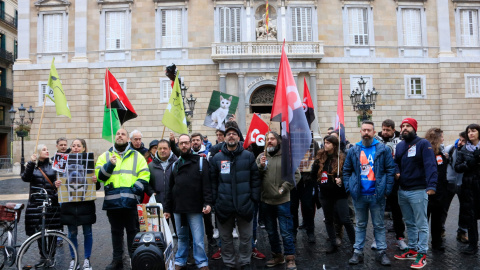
250, 85, 275, 113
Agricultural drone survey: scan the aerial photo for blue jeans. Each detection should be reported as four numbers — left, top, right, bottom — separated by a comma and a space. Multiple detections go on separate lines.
174, 213, 208, 268
398, 189, 429, 254
261, 202, 295, 255
67, 224, 93, 259
353, 195, 387, 252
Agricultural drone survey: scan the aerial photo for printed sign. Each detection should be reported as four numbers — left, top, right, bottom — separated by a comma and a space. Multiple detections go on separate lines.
57, 153, 96, 203
203, 91, 239, 131
52, 153, 69, 173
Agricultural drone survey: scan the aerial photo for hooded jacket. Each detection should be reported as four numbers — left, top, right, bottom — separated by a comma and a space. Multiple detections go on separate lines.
210, 142, 261, 223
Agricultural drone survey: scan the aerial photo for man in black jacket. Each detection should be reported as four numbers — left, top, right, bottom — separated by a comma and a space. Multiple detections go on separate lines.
210, 126, 261, 269
164, 134, 212, 270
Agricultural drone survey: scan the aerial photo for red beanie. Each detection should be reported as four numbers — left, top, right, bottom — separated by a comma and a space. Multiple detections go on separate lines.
401, 118, 418, 132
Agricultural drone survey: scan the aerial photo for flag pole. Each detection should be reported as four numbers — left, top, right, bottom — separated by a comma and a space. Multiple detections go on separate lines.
106, 69, 114, 146
34, 94, 48, 153
161, 126, 166, 139
337, 123, 341, 176
263, 120, 272, 157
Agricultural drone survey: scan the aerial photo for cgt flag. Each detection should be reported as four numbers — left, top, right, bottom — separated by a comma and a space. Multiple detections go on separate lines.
47, 58, 71, 118
162, 72, 189, 134
243, 114, 269, 149
302, 78, 315, 128
335, 78, 346, 144
271, 43, 311, 185
105, 69, 137, 125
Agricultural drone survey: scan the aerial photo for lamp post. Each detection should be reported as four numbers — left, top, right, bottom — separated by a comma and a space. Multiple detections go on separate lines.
165, 63, 197, 129
9, 104, 35, 173
349, 77, 378, 126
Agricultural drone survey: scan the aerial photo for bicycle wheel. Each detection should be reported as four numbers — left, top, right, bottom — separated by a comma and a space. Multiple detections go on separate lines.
16, 231, 78, 270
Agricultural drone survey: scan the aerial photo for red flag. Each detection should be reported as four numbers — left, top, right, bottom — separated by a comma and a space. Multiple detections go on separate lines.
243, 114, 269, 149
105, 69, 137, 125
302, 78, 315, 128
335, 78, 346, 143
271, 42, 311, 185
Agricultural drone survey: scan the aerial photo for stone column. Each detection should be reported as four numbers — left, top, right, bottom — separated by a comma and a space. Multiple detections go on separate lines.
237, 73, 247, 134
437, 0, 454, 57
309, 72, 320, 138
72, 0, 88, 62
16, 0, 31, 64
219, 73, 227, 93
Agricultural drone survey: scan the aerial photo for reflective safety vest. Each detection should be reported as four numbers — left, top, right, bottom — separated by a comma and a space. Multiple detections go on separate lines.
95, 149, 150, 210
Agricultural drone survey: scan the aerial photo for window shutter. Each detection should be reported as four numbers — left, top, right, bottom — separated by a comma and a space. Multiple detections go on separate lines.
402, 9, 421, 46
161, 80, 172, 102
162, 9, 182, 48
292, 7, 312, 42
43, 14, 62, 52
461, 10, 478, 47
467, 76, 480, 96
106, 11, 125, 50
220, 7, 240, 42
349, 8, 368, 46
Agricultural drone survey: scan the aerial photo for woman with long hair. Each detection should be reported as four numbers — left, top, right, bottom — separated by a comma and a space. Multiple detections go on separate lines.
55, 138, 100, 270
21, 144, 62, 268
311, 135, 355, 253
455, 123, 480, 255
424, 128, 448, 251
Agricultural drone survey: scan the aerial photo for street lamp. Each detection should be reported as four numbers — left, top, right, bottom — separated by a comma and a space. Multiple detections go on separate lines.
349, 77, 378, 126
9, 104, 35, 173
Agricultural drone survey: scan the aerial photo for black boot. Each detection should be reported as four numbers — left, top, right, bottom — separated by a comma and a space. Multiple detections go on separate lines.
105, 259, 123, 270
325, 243, 338, 254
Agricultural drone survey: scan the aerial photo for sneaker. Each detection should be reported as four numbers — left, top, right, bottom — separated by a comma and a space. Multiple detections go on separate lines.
69, 259, 80, 270
396, 238, 408, 250
457, 231, 469, 243
251, 248, 266, 259
394, 249, 418, 260
376, 250, 391, 266
266, 253, 285, 267
348, 252, 364, 265
232, 228, 239, 239
213, 228, 219, 239
172, 233, 177, 238
410, 253, 427, 269
83, 258, 92, 270
211, 248, 222, 260
105, 260, 123, 270
371, 240, 377, 250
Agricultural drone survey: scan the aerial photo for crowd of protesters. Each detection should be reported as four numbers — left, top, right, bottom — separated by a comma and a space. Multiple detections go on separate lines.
20, 118, 480, 270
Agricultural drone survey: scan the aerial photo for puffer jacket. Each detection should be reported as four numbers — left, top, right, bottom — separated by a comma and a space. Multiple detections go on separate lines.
21, 160, 62, 236
343, 140, 396, 202
147, 152, 178, 205
210, 142, 261, 224
256, 148, 300, 205
60, 181, 101, 226
455, 144, 480, 220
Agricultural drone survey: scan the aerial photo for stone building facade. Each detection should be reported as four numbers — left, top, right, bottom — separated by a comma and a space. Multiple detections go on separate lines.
12, 0, 480, 159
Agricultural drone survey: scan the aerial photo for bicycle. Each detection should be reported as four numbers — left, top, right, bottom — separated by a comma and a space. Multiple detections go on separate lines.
0, 187, 78, 270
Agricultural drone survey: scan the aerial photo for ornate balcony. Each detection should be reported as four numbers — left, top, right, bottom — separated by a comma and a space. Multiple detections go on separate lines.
211, 41, 324, 62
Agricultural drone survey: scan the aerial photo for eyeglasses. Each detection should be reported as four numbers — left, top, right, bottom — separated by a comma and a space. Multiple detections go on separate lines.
226, 132, 238, 137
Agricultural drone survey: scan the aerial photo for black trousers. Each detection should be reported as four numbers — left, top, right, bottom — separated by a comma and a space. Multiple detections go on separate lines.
290, 173, 316, 234
427, 193, 446, 247
107, 208, 139, 260
204, 212, 214, 239
386, 183, 405, 239
320, 195, 355, 246
37, 235, 56, 258
442, 183, 468, 232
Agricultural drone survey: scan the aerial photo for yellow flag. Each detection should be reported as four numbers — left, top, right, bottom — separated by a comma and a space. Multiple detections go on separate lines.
47, 58, 71, 118
162, 72, 188, 134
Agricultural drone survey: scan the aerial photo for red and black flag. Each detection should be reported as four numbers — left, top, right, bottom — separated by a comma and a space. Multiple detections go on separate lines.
302, 78, 315, 128
105, 69, 137, 125
335, 78, 346, 144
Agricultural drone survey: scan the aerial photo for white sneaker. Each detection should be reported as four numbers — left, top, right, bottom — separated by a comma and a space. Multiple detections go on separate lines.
69, 259, 80, 270
371, 240, 377, 250
396, 238, 408, 250
83, 258, 92, 270
213, 228, 219, 239
232, 228, 239, 239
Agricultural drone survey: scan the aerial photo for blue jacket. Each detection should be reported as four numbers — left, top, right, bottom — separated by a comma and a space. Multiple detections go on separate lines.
343, 139, 396, 202
395, 136, 438, 191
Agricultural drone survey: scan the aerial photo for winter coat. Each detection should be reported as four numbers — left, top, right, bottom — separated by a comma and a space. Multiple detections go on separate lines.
255, 149, 300, 205
343, 140, 396, 203
395, 136, 438, 192
429, 152, 448, 205
147, 152, 178, 205
210, 142, 261, 224
59, 178, 101, 226
311, 152, 347, 200
132, 142, 148, 156
445, 144, 464, 186
21, 160, 62, 236
164, 153, 213, 214
203, 140, 213, 153
455, 145, 480, 220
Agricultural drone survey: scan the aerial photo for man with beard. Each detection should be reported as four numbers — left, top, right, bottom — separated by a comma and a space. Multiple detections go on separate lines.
95, 129, 150, 270
343, 121, 395, 266
393, 118, 437, 269
130, 130, 148, 155
256, 132, 300, 270
210, 126, 261, 269
374, 119, 407, 250
164, 134, 212, 270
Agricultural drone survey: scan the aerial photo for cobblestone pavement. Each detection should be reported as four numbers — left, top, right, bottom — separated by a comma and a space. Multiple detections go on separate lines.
2, 176, 480, 270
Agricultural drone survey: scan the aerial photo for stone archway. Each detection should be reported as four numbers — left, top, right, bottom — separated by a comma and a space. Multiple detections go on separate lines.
250, 84, 275, 114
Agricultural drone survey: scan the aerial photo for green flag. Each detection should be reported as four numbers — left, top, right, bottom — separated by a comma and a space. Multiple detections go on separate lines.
102, 106, 121, 143
162, 72, 188, 134
47, 58, 71, 118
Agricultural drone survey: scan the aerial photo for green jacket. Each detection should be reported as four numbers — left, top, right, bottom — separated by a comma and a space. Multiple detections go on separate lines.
256, 149, 300, 205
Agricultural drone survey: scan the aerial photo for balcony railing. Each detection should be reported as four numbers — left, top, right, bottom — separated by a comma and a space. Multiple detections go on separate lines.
0, 86, 13, 100
0, 48, 14, 64
211, 41, 324, 61
0, 12, 17, 29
